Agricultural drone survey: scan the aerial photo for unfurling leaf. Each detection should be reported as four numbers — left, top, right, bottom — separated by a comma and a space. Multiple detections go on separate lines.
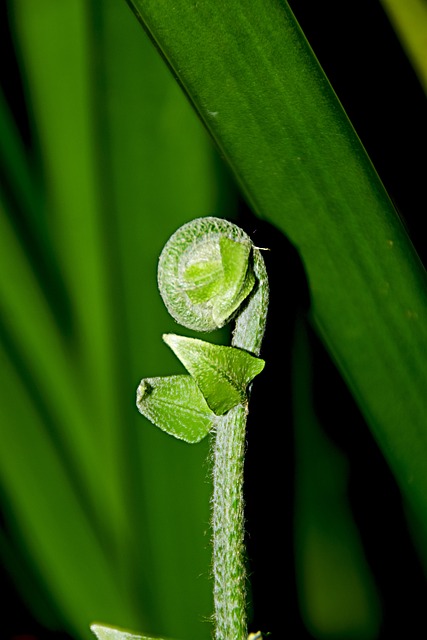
157, 216, 258, 332
162, 334, 265, 415
136, 374, 214, 443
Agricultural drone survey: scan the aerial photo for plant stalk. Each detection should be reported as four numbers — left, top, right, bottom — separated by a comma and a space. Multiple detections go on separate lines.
212, 404, 248, 640
211, 245, 268, 639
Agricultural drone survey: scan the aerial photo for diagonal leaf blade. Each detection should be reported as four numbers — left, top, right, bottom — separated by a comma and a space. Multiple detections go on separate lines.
126, 0, 427, 537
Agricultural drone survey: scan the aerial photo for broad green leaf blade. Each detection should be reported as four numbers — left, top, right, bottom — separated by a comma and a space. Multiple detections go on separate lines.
91, 623, 172, 640
126, 1, 427, 535
163, 334, 265, 415
136, 375, 214, 443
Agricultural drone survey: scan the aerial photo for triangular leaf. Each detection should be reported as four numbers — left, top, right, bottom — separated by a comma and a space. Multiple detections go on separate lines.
91, 623, 173, 640
162, 334, 265, 415
136, 374, 214, 443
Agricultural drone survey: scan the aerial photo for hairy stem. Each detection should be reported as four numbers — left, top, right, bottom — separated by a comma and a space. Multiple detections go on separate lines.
147, 217, 269, 639
211, 245, 269, 639
212, 405, 248, 640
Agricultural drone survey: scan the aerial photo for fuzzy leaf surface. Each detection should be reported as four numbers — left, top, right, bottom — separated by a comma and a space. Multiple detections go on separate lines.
136, 375, 214, 443
163, 334, 265, 415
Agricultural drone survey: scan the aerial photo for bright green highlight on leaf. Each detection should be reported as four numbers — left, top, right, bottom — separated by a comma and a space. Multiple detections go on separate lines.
215, 236, 255, 327
183, 236, 255, 328
183, 258, 223, 303
136, 375, 214, 443
163, 333, 265, 415
91, 623, 172, 640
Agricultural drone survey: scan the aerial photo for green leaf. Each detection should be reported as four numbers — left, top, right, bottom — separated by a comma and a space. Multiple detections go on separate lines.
162, 334, 265, 415
91, 623, 172, 640
136, 375, 214, 443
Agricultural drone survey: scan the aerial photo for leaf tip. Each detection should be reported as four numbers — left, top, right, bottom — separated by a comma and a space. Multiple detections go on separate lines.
136, 378, 152, 409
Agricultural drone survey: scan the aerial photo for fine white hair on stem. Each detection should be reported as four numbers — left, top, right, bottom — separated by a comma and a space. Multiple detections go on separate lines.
141, 216, 269, 640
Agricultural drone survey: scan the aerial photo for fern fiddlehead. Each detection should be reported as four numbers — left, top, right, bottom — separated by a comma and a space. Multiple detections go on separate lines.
136, 217, 269, 640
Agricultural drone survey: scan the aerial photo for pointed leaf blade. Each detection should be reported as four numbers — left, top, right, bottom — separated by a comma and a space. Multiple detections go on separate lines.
163, 334, 265, 415
91, 623, 173, 640
136, 375, 214, 443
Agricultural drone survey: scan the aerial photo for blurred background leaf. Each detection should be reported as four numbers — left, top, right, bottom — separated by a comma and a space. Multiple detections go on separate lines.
1, 0, 230, 638
1, 2, 426, 640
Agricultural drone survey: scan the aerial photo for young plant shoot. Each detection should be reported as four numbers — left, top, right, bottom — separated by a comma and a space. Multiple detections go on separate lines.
92, 217, 268, 640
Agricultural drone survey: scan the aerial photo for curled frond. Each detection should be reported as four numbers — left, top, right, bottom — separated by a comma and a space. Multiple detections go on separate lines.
157, 217, 257, 332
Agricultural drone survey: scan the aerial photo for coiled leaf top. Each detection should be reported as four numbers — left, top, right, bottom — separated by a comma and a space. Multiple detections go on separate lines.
158, 217, 256, 332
